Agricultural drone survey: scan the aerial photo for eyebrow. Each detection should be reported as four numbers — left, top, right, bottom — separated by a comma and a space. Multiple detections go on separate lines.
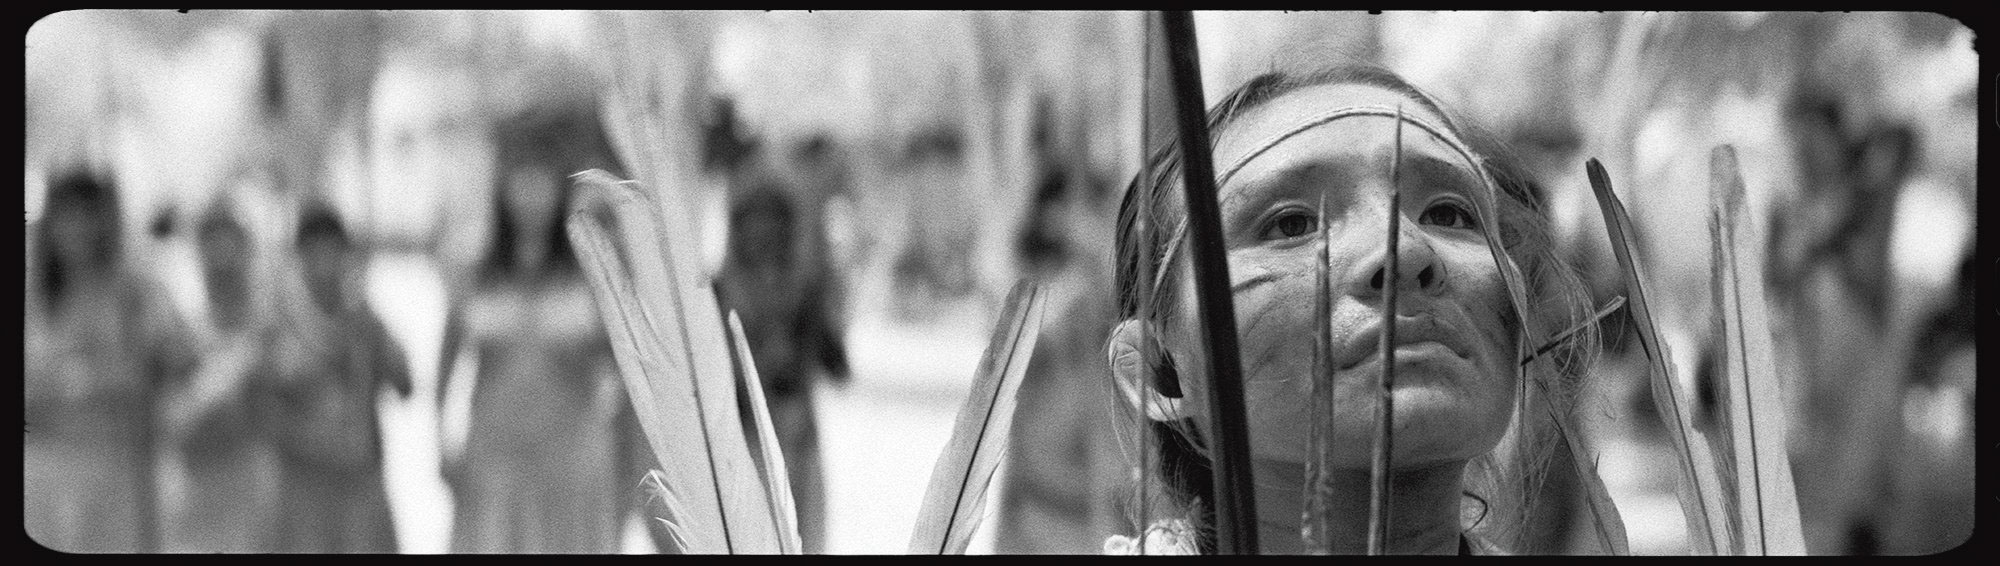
1399, 153, 1483, 195
1218, 150, 1482, 218
1217, 158, 1357, 221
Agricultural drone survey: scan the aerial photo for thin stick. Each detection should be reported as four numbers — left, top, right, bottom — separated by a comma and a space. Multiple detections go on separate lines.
1366, 104, 1405, 555
1160, 10, 1257, 554
1133, 11, 1162, 549
1301, 194, 1335, 554
1519, 296, 1627, 366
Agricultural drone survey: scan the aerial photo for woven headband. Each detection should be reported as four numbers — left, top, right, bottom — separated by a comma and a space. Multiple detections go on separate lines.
1214, 104, 1491, 190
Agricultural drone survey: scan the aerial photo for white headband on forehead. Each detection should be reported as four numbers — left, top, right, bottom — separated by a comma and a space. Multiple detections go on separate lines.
1214, 104, 1489, 189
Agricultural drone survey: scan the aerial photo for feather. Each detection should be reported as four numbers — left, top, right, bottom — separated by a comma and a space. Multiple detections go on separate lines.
1586, 158, 1731, 554
1705, 146, 1807, 555
908, 281, 1049, 554
642, 470, 694, 554
567, 170, 781, 553
1365, 104, 1406, 556
723, 310, 803, 554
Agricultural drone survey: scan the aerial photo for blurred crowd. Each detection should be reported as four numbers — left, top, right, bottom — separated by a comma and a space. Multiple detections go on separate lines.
24, 10, 1976, 555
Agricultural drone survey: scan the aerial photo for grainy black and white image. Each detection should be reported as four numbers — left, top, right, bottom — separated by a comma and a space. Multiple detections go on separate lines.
23, 10, 1977, 555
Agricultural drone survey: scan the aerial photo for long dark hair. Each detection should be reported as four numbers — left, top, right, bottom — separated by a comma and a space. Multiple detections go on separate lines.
36, 169, 123, 309
479, 103, 619, 283
1110, 62, 1599, 552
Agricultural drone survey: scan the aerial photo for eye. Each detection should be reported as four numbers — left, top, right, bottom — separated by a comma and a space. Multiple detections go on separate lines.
1419, 200, 1478, 230
1258, 210, 1318, 240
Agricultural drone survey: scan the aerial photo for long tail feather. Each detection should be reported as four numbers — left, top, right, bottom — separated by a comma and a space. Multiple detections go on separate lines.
1586, 158, 1730, 554
909, 281, 1049, 554
570, 202, 728, 553
569, 170, 782, 553
1706, 146, 1807, 555
723, 310, 804, 554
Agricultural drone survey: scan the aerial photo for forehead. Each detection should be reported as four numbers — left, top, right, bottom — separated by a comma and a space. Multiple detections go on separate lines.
1212, 83, 1456, 167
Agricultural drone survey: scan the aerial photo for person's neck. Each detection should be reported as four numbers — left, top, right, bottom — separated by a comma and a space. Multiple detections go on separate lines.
1250, 457, 1467, 555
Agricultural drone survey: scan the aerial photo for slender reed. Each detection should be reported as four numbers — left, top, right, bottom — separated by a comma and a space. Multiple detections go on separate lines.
1159, 10, 1258, 554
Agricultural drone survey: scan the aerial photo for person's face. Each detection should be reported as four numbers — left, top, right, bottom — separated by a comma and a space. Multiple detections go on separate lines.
200, 221, 252, 329
505, 164, 559, 272
1164, 83, 1518, 468
299, 232, 349, 313
50, 204, 109, 276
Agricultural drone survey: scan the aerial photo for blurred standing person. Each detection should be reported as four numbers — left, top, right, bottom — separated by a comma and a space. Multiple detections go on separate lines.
990, 100, 1126, 553
1768, 15, 1974, 553
439, 97, 643, 553
711, 126, 853, 554
261, 205, 409, 552
25, 168, 193, 553
156, 199, 287, 552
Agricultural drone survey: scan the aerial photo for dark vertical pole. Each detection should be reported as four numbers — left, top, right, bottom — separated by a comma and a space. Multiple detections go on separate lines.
1159, 10, 1259, 555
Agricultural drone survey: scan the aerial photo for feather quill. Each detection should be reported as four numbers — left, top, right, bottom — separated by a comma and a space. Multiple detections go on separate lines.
1300, 195, 1336, 554
723, 310, 804, 554
567, 170, 782, 553
908, 281, 1048, 554
1705, 146, 1807, 555
1520, 296, 1626, 366
1365, 105, 1406, 556
1586, 158, 1730, 554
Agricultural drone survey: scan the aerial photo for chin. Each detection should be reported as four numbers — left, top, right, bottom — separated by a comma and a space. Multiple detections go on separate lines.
1299, 383, 1508, 466
1390, 387, 1511, 463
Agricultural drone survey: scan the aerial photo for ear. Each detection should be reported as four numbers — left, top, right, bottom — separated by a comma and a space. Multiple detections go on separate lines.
1108, 319, 1185, 422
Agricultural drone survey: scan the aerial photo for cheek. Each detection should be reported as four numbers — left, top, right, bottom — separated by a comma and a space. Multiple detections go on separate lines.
1230, 257, 1322, 459
1233, 261, 1317, 387
1443, 246, 1519, 375
1387, 247, 1520, 461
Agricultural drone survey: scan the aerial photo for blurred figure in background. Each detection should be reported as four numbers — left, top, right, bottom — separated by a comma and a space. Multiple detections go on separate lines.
262, 205, 410, 552
25, 168, 190, 553
438, 91, 647, 553
1767, 15, 1975, 553
250, 13, 410, 551
887, 123, 981, 315
711, 122, 854, 554
990, 98, 1127, 553
157, 199, 286, 552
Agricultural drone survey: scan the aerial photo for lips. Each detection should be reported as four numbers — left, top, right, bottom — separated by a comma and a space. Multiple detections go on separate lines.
1334, 314, 1472, 371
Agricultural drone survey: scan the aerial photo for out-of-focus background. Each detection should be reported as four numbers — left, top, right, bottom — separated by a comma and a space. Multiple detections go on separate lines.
24, 10, 1976, 555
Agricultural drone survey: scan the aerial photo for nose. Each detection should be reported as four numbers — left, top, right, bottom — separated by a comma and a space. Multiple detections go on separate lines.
1345, 215, 1445, 299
